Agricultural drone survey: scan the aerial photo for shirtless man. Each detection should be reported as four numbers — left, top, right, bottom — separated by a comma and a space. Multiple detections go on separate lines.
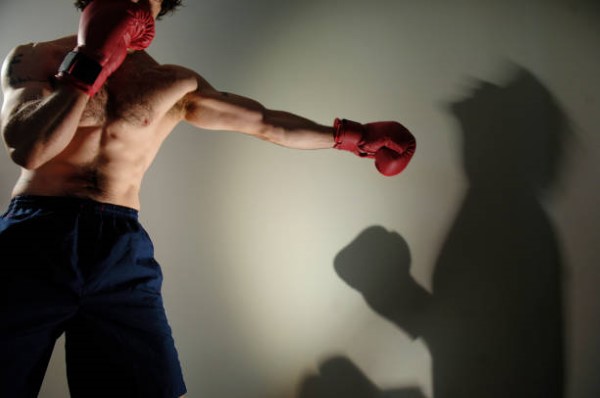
0, 0, 416, 396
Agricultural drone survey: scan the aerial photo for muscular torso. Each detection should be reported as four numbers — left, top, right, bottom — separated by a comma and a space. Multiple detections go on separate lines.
8, 36, 198, 209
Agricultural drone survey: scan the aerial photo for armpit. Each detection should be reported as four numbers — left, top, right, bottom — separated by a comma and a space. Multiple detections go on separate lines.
169, 97, 188, 119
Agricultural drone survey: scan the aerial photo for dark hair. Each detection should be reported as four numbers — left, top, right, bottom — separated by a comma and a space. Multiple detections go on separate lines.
74, 0, 183, 19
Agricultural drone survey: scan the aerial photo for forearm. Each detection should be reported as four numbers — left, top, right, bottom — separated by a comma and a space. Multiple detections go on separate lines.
2, 83, 88, 169
261, 109, 334, 149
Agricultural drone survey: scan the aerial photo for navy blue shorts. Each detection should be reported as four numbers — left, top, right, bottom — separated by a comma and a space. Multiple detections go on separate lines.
0, 196, 187, 398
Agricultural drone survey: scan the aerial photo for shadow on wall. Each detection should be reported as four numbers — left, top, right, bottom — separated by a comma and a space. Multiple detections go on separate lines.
298, 66, 570, 398
297, 356, 425, 398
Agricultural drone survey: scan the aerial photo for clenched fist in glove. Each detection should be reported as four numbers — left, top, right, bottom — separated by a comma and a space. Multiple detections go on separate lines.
333, 118, 416, 176
56, 0, 155, 96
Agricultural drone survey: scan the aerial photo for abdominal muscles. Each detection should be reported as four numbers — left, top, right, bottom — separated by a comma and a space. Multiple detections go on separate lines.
12, 49, 195, 209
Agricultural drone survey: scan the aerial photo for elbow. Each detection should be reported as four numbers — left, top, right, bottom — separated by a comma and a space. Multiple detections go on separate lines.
258, 111, 286, 145
8, 147, 43, 170
4, 130, 45, 170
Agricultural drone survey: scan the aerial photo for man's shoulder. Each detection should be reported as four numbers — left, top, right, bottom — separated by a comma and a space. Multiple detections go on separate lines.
14, 35, 74, 51
128, 51, 196, 79
32, 36, 76, 56
4, 36, 74, 63
44, 35, 77, 49
1, 36, 75, 90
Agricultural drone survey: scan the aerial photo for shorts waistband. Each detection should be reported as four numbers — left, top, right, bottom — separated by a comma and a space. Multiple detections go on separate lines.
6, 195, 139, 219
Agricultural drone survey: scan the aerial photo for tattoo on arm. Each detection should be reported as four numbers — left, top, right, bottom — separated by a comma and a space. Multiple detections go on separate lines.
7, 51, 49, 86
7, 52, 27, 86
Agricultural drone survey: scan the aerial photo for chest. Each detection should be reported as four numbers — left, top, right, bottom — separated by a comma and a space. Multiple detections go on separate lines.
81, 53, 183, 127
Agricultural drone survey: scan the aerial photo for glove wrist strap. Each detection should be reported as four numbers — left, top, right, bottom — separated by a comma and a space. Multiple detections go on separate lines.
334, 118, 365, 153
56, 51, 103, 94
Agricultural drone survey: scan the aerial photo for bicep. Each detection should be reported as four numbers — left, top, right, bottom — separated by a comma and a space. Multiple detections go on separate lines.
182, 77, 265, 134
1, 51, 54, 155
1, 46, 51, 122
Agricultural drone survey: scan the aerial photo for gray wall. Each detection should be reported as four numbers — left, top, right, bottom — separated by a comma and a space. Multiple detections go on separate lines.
1, 0, 599, 397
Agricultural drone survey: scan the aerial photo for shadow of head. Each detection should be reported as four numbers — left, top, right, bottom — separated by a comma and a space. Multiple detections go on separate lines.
449, 67, 571, 192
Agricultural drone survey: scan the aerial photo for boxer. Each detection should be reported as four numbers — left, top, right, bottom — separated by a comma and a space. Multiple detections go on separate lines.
0, 0, 415, 396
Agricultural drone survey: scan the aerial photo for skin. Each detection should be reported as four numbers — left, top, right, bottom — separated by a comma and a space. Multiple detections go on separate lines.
0, 2, 335, 395
0, 0, 334, 210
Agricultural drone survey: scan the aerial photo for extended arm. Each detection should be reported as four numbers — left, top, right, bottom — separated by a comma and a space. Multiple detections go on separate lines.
183, 72, 416, 176
182, 73, 335, 149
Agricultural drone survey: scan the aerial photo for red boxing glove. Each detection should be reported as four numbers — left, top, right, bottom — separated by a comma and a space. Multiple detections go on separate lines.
56, 0, 155, 96
333, 118, 416, 176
